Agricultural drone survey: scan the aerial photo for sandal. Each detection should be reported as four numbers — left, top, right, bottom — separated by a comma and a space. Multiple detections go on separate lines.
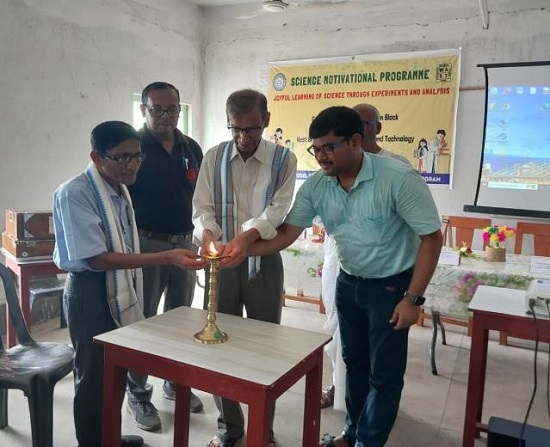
320, 385, 335, 408
319, 432, 354, 447
320, 433, 337, 446
206, 435, 237, 447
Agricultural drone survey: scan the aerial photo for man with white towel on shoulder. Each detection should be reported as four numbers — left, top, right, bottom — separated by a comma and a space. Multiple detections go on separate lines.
53, 121, 206, 447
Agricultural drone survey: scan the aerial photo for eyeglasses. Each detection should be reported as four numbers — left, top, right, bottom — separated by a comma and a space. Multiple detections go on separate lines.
363, 120, 379, 127
306, 138, 348, 157
143, 105, 181, 117
103, 152, 146, 165
227, 126, 263, 136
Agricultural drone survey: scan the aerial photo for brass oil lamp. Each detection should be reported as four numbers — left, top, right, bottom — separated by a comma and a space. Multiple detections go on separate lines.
194, 242, 228, 344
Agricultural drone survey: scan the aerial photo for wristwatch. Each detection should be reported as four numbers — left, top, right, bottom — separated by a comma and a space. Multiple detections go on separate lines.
403, 291, 426, 306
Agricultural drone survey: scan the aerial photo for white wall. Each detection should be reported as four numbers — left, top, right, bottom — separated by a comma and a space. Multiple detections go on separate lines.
200, 0, 550, 224
0, 0, 203, 221
0, 0, 549, 244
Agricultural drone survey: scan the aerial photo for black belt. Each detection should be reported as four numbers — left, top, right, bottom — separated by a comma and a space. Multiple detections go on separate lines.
341, 267, 414, 284
69, 270, 103, 278
138, 229, 193, 244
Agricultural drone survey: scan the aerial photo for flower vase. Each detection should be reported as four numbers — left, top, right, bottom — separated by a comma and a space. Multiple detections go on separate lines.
485, 246, 506, 262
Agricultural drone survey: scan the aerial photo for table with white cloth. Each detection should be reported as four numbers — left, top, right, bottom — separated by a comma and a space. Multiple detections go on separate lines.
422, 251, 550, 375
425, 251, 550, 320
281, 235, 325, 313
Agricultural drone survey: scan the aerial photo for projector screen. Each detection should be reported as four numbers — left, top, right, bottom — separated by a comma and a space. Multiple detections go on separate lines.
464, 61, 550, 218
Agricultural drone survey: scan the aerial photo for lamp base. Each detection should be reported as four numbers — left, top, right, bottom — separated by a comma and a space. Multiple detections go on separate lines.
194, 322, 228, 344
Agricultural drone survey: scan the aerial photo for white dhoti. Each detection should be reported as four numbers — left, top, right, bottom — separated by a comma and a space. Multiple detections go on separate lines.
321, 236, 346, 412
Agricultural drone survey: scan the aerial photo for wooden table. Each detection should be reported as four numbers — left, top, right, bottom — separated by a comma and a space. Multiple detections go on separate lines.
424, 251, 549, 321
463, 285, 550, 447
94, 306, 331, 447
1, 250, 64, 347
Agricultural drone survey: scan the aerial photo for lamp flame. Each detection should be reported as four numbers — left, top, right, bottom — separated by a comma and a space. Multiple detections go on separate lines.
208, 241, 218, 257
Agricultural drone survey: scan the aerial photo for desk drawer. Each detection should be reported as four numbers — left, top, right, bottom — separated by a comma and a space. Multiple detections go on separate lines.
2, 231, 55, 259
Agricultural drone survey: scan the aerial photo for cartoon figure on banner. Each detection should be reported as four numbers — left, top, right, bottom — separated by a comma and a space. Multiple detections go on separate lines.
271, 127, 283, 145
429, 129, 448, 173
413, 138, 428, 172
284, 139, 293, 150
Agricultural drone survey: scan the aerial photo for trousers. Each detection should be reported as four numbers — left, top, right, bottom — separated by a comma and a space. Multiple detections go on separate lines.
63, 271, 152, 447
336, 267, 413, 447
321, 236, 346, 411
204, 253, 283, 443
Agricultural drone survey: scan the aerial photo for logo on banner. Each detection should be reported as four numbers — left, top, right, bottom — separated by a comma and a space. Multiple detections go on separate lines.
273, 73, 287, 91
436, 63, 452, 82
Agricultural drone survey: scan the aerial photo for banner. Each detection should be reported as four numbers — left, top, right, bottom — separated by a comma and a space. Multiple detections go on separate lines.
268, 49, 461, 187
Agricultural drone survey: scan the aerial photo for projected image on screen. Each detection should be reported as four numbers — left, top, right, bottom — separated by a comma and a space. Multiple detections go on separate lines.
482, 85, 550, 190
466, 61, 550, 218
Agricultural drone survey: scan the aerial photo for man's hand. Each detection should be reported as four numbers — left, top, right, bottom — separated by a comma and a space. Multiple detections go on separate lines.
389, 298, 421, 330
218, 229, 260, 268
218, 238, 249, 268
167, 249, 208, 270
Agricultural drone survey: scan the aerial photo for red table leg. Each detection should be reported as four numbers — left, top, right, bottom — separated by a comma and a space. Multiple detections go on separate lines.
102, 350, 126, 447
462, 314, 489, 447
173, 384, 191, 447
303, 350, 323, 447
246, 394, 270, 446
17, 266, 32, 331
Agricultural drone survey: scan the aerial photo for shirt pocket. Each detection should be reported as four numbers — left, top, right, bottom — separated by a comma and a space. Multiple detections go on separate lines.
350, 214, 391, 247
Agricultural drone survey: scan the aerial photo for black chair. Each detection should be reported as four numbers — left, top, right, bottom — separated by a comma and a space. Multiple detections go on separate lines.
0, 262, 75, 447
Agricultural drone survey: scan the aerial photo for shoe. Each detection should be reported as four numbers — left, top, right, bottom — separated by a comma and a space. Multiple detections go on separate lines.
207, 434, 269, 447
319, 432, 355, 447
127, 400, 162, 431
320, 385, 335, 408
163, 380, 204, 413
121, 435, 144, 446
190, 391, 204, 412
206, 435, 240, 447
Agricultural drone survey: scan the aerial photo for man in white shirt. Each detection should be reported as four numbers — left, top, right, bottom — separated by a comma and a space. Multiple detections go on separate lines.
192, 89, 297, 447
353, 103, 411, 165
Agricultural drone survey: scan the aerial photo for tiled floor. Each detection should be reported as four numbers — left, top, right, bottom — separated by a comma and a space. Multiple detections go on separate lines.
2, 295, 550, 446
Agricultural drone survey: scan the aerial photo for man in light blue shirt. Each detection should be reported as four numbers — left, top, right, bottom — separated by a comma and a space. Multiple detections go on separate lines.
223, 106, 442, 447
53, 121, 206, 447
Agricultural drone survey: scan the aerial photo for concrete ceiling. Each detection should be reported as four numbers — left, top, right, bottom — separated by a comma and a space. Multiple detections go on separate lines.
190, 0, 270, 6
190, 0, 354, 7
190, 0, 490, 30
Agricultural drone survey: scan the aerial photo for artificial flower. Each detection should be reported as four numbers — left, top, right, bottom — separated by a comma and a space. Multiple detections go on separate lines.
482, 224, 516, 248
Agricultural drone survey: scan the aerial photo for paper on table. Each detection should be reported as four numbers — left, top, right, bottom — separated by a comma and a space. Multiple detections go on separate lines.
530, 256, 550, 276
438, 249, 460, 266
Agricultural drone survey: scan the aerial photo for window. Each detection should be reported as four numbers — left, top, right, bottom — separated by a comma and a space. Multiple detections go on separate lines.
132, 93, 191, 134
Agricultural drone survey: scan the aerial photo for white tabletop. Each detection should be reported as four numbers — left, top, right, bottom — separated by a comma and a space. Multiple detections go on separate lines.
95, 306, 331, 387
469, 285, 530, 318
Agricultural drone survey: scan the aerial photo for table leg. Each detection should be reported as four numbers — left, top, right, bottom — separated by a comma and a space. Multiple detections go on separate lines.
18, 268, 32, 326
246, 395, 269, 446
102, 351, 126, 447
462, 314, 489, 447
5, 298, 16, 348
303, 350, 323, 447
6, 267, 33, 347
3, 258, 21, 347
173, 384, 191, 447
